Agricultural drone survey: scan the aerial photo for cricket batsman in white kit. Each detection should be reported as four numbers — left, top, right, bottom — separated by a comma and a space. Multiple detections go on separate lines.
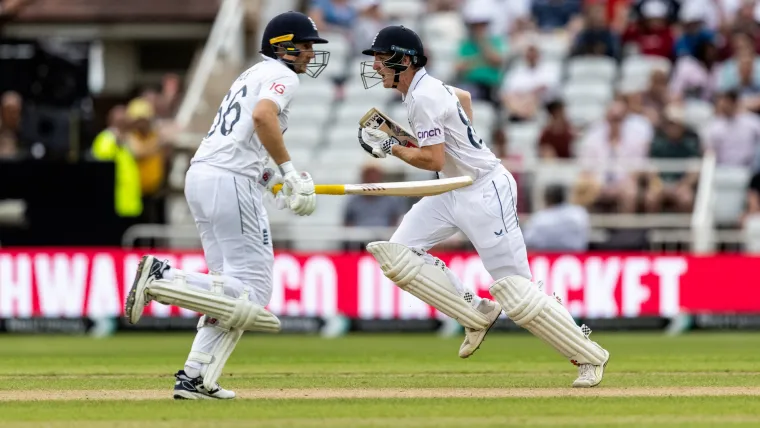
358, 26, 610, 387
124, 11, 330, 399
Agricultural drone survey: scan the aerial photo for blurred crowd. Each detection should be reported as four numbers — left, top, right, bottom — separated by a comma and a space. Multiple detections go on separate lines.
302, 0, 760, 251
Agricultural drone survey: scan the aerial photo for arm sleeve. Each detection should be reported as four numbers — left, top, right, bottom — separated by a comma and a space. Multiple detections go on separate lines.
257, 72, 300, 114
409, 94, 446, 147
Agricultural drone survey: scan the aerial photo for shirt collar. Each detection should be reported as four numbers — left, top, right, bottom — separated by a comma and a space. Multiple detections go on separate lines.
402, 67, 428, 103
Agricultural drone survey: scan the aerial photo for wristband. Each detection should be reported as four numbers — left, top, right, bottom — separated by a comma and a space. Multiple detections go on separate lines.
278, 161, 295, 176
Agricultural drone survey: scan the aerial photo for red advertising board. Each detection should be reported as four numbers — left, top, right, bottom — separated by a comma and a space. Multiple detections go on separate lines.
0, 249, 757, 319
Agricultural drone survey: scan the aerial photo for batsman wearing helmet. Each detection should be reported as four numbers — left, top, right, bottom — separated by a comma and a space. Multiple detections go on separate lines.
358, 26, 610, 388
124, 11, 329, 399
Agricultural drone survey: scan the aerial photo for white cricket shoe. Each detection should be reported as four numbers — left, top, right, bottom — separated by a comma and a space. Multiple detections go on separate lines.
125, 255, 169, 324
459, 298, 502, 358
173, 370, 236, 400
572, 348, 610, 388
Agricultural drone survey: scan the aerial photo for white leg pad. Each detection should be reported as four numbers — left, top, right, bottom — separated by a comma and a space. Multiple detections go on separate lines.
189, 318, 244, 391
366, 241, 489, 329
146, 272, 280, 333
490, 276, 608, 366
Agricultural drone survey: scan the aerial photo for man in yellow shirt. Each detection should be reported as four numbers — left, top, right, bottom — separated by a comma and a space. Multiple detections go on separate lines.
126, 98, 170, 225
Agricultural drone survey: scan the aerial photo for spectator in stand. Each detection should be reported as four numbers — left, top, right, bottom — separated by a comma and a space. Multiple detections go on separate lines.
704, 90, 760, 167
717, 1, 760, 60
0, 130, 18, 159
455, 4, 507, 106
717, 45, 760, 113
0, 91, 26, 155
570, 2, 621, 60
538, 99, 576, 159
669, 38, 720, 102
309, 0, 356, 34
91, 105, 143, 233
622, 0, 676, 60
125, 98, 169, 224
624, 68, 670, 127
523, 184, 590, 252
352, 0, 387, 58
644, 104, 701, 213
674, 1, 716, 58
500, 40, 560, 122
480, 0, 532, 40
573, 99, 653, 213
630, 0, 681, 25
531, 0, 584, 32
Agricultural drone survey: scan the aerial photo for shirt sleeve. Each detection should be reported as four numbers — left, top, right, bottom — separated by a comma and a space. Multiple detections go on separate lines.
258, 71, 300, 114
409, 93, 446, 147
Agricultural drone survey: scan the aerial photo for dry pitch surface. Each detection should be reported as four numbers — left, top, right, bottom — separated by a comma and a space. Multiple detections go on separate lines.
2, 332, 760, 427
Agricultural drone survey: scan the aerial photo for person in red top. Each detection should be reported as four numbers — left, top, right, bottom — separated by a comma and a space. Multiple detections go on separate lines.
622, 0, 675, 59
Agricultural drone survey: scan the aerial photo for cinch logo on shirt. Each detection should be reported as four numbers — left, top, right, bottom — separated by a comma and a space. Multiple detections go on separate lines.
417, 128, 441, 139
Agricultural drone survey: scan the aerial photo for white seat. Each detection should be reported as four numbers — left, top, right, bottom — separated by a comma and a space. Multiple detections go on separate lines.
506, 122, 541, 160
683, 100, 714, 129
284, 126, 322, 148
382, 0, 425, 17
620, 55, 672, 88
325, 125, 363, 150
287, 101, 331, 124
562, 82, 614, 104
295, 83, 335, 101
535, 32, 571, 61
471, 101, 496, 132
566, 101, 607, 128
421, 12, 466, 43
713, 167, 751, 226
566, 56, 618, 82
336, 102, 377, 124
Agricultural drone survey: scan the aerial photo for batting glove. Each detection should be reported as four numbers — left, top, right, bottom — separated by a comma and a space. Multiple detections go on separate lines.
358, 127, 399, 158
280, 162, 316, 216
259, 167, 288, 210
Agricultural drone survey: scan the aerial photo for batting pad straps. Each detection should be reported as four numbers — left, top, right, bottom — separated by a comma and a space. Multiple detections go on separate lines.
366, 241, 490, 330
188, 328, 245, 392
146, 276, 281, 333
490, 276, 608, 366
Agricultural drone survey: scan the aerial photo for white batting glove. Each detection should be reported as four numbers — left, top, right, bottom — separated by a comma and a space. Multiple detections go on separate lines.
359, 127, 399, 158
259, 167, 288, 210
280, 162, 316, 216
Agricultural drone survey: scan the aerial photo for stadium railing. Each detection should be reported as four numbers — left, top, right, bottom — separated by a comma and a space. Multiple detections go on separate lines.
123, 157, 749, 252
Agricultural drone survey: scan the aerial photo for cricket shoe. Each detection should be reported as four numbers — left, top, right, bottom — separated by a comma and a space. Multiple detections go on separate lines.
173, 370, 236, 400
572, 325, 610, 388
459, 297, 502, 358
125, 255, 170, 325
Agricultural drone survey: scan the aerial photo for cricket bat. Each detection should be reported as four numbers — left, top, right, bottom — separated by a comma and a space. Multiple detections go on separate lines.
359, 107, 419, 148
271, 176, 473, 197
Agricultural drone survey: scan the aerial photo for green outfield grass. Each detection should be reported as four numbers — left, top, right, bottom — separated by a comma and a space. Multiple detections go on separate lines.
1, 331, 759, 427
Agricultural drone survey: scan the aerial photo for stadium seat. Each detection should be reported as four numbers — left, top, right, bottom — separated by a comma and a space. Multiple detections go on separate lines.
683, 100, 714, 130
284, 126, 323, 148
531, 162, 583, 210
421, 12, 466, 43
566, 101, 607, 128
566, 56, 618, 83
325, 125, 362, 150
562, 82, 614, 105
743, 215, 760, 253
381, 0, 425, 18
713, 167, 751, 226
620, 55, 672, 88
471, 101, 496, 132
535, 32, 571, 61
506, 122, 542, 160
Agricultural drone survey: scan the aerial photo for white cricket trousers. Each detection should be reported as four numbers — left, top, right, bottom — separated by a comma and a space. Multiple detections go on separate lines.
391, 164, 532, 282
177, 162, 274, 377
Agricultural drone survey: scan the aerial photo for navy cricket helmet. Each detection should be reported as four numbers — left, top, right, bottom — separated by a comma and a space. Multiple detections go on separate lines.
260, 11, 330, 78
360, 25, 428, 89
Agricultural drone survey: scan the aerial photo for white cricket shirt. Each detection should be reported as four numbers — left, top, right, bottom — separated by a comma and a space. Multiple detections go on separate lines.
402, 68, 501, 180
191, 56, 300, 180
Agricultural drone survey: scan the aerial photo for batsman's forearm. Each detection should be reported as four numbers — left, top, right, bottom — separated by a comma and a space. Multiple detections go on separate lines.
392, 145, 442, 172
255, 113, 290, 166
